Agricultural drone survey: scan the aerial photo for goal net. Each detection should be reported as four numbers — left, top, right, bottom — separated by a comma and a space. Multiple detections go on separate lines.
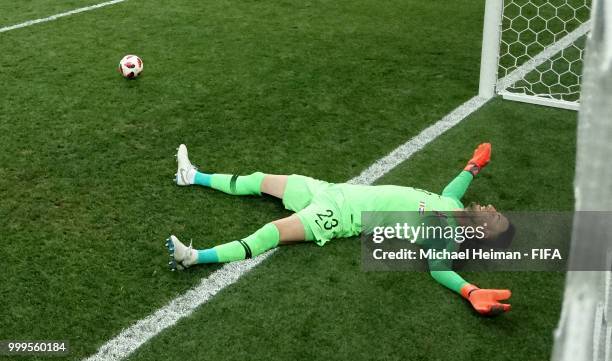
479, 0, 592, 110
552, 0, 612, 359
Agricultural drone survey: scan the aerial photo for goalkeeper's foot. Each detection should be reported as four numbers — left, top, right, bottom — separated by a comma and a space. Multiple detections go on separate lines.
175, 144, 197, 186
165, 235, 197, 271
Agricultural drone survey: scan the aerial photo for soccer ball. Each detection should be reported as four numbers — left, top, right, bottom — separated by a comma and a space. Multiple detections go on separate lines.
118, 55, 143, 79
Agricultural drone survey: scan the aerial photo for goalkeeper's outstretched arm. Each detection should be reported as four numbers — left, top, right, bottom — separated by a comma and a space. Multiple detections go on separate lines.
441, 143, 491, 201
433, 143, 512, 316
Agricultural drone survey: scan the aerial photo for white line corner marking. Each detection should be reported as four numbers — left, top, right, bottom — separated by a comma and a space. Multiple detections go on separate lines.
0, 0, 127, 34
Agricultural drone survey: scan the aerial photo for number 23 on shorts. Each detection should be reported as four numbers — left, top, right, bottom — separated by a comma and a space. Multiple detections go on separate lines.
315, 209, 338, 230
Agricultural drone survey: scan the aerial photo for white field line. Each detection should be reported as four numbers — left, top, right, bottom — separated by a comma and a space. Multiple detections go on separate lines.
349, 21, 593, 187
82, 13, 578, 361
82, 95, 489, 361
348, 96, 489, 185
0, 0, 127, 34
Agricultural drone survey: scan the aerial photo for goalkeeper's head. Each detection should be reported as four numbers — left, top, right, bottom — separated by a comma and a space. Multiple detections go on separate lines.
462, 203, 515, 248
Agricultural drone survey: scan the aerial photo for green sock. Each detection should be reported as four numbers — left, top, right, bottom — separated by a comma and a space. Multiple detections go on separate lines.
209, 172, 265, 196
213, 223, 280, 262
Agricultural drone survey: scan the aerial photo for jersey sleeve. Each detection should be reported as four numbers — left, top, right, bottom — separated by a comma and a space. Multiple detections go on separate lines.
422, 214, 470, 294
429, 269, 469, 294
441, 171, 473, 203
427, 249, 468, 294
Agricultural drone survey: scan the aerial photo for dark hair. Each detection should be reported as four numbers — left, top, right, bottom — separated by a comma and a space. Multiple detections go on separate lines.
485, 222, 516, 249
453, 222, 516, 270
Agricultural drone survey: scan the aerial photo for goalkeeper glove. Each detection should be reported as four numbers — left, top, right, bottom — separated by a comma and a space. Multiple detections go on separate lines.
464, 143, 491, 176
461, 284, 511, 316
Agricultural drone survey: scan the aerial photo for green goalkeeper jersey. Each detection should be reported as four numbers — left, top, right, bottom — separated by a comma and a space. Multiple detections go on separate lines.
284, 171, 474, 294
339, 183, 464, 231
336, 171, 473, 294
288, 171, 473, 242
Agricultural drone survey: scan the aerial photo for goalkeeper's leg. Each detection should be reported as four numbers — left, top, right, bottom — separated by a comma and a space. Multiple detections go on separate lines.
166, 214, 311, 269
175, 144, 288, 197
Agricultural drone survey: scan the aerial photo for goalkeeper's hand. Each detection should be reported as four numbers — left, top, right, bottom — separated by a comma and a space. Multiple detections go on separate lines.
464, 142, 491, 176
461, 284, 511, 316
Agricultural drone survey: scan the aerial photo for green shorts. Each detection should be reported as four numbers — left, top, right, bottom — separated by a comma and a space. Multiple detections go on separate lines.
282, 175, 357, 246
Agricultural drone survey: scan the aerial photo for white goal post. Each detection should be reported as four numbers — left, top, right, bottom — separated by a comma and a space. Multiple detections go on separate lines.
479, 0, 592, 110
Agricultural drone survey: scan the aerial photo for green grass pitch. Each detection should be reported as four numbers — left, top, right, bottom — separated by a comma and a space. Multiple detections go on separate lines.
0, 1, 577, 360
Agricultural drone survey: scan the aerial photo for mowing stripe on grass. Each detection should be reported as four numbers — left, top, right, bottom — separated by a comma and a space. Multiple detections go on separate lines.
0, 0, 127, 34
82, 20, 572, 361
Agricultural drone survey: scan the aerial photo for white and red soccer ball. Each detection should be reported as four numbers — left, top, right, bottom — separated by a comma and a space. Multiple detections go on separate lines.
118, 55, 143, 79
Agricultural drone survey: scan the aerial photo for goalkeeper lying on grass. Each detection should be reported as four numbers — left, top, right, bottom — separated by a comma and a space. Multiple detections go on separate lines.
167, 143, 514, 316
